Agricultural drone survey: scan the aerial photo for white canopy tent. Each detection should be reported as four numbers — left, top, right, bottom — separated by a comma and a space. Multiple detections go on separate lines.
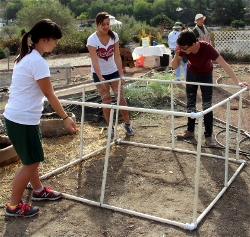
109, 15, 122, 26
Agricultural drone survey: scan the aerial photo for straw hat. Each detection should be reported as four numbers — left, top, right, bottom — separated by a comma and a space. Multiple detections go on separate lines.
172, 22, 183, 29
194, 14, 206, 22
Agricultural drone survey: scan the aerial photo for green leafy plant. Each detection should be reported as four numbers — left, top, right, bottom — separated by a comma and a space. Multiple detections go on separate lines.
148, 70, 174, 98
220, 49, 250, 62
54, 29, 93, 54
125, 69, 179, 110
0, 48, 7, 59
0, 38, 20, 55
231, 20, 245, 29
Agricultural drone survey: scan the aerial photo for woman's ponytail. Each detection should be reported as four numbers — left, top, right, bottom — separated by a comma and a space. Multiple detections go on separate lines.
15, 32, 32, 63
108, 29, 115, 41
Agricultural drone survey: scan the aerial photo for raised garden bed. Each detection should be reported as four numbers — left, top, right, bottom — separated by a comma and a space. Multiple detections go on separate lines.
0, 135, 19, 167
40, 112, 76, 137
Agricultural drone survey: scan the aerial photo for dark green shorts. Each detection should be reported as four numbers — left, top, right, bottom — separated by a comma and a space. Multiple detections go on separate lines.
4, 118, 44, 165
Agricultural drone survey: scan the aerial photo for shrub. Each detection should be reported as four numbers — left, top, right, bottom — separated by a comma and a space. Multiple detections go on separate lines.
220, 50, 237, 62
0, 47, 6, 59
238, 54, 250, 62
0, 38, 20, 55
54, 28, 93, 54
231, 20, 245, 29
112, 24, 134, 47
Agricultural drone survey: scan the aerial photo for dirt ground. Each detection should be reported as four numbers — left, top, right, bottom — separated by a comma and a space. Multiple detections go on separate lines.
0, 59, 250, 237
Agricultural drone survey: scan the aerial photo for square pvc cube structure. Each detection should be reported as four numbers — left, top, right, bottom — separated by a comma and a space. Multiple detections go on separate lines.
40, 78, 247, 231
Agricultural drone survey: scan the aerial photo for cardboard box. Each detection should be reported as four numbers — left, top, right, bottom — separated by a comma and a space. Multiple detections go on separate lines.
143, 56, 160, 68
120, 48, 135, 68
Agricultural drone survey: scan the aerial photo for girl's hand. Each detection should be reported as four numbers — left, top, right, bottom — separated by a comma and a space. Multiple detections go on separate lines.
63, 117, 77, 133
238, 82, 249, 89
120, 76, 126, 85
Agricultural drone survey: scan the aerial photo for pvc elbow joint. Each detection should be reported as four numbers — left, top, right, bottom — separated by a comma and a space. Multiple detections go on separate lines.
185, 222, 197, 230
190, 112, 203, 119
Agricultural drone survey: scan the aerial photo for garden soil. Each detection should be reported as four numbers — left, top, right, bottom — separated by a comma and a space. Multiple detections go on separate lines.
0, 55, 250, 237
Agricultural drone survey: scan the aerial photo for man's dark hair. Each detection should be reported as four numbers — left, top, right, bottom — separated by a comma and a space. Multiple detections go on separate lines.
177, 30, 197, 46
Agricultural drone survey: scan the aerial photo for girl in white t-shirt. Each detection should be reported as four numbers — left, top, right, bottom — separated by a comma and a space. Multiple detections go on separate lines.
4, 19, 76, 217
87, 12, 134, 137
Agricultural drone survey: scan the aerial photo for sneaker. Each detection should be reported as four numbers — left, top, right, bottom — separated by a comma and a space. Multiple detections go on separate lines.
124, 124, 134, 136
6, 202, 39, 217
176, 130, 195, 139
205, 137, 216, 147
105, 128, 114, 138
32, 187, 62, 201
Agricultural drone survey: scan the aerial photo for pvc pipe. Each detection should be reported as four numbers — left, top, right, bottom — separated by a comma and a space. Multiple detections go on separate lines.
175, 96, 247, 133
53, 81, 247, 125
100, 109, 115, 204
190, 112, 203, 119
170, 82, 175, 149
37, 76, 248, 230
118, 140, 243, 163
192, 118, 203, 222
113, 79, 122, 139
202, 87, 248, 115
124, 77, 245, 90
224, 101, 230, 186
236, 94, 243, 160
59, 151, 246, 232
56, 88, 247, 120
39, 145, 113, 180
79, 88, 86, 160
55, 78, 121, 95
57, 99, 194, 118
196, 162, 245, 224
62, 193, 188, 230
54, 77, 246, 100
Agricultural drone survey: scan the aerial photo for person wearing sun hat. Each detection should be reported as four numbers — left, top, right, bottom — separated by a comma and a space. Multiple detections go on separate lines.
193, 13, 211, 43
168, 22, 183, 52
168, 22, 187, 80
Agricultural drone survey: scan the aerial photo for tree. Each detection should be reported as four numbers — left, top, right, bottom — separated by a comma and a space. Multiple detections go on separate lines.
16, 0, 76, 33
66, 1, 88, 17
87, 0, 111, 19
210, 0, 246, 25
117, 14, 137, 28
0, 25, 20, 38
177, 0, 197, 25
150, 14, 173, 29
226, 0, 246, 22
111, 3, 133, 16
133, 0, 152, 23
77, 13, 88, 25
192, 0, 208, 13
151, 0, 167, 17
5, 1, 23, 20
164, 0, 181, 22
59, 0, 71, 5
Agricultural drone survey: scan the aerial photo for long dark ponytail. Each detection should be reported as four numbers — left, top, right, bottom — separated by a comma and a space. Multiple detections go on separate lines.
15, 18, 62, 63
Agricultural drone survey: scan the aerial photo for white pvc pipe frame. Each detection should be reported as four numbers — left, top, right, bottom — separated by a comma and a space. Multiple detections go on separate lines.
42, 77, 247, 231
